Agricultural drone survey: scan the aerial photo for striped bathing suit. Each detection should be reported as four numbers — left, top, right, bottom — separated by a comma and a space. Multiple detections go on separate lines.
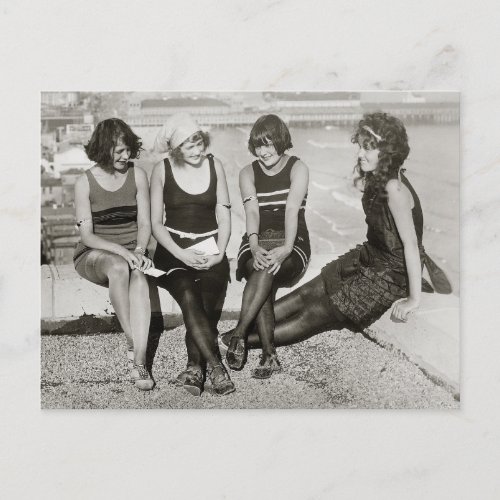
73, 165, 138, 268
236, 155, 310, 282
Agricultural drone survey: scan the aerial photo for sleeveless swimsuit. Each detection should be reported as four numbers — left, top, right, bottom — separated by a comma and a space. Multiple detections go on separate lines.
321, 173, 427, 328
153, 154, 229, 286
74, 164, 138, 268
236, 155, 311, 282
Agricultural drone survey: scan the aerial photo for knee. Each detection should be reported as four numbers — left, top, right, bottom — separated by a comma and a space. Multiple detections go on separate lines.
106, 256, 130, 281
130, 269, 148, 290
299, 275, 326, 301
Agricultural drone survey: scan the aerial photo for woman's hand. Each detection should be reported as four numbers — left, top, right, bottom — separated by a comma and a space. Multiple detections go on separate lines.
266, 246, 292, 275
391, 297, 420, 322
178, 249, 208, 269
196, 254, 223, 270
118, 248, 142, 270
133, 250, 153, 272
251, 244, 270, 271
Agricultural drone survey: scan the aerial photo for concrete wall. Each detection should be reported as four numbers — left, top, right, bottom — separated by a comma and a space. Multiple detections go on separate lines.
41, 258, 459, 396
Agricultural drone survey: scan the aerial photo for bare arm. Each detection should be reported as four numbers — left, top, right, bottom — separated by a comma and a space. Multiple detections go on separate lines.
134, 167, 152, 250
132, 167, 153, 270
75, 174, 140, 269
386, 179, 421, 321
150, 161, 207, 268
284, 159, 309, 250
200, 157, 231, 268
240, 165, 269, 270
267, 159, 309, 274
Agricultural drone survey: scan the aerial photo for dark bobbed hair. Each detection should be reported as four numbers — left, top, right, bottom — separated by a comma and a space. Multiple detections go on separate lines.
170, 131, 210, 164
352, 112, 410, 194
248, 114, 293, 156
84, 118, 143, 171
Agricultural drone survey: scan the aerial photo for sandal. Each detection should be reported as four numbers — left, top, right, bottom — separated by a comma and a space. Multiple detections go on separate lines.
207, 363, 235, 396
175, 365, 204, 397
226, 336, 247, 371
251, 353, 282, 379
130, 364, 154, 391
217, 331, 233, 357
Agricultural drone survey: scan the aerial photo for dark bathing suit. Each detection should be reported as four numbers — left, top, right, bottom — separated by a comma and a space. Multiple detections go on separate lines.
236, 155, 311, 283
153, 154, 229, 289
321, 173, 426, 329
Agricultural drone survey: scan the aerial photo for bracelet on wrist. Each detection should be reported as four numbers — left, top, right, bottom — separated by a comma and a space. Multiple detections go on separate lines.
134, 246, 146, 255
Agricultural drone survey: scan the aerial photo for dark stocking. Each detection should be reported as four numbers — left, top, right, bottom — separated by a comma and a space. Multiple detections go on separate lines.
247, 275, 346, 348
232, 259, 276, 344
254, 290, 276, 356
159, 272, 220, 366
200, 274, 228, 359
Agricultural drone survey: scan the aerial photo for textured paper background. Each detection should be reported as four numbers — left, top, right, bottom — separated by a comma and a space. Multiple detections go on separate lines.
1, 0, 499, 498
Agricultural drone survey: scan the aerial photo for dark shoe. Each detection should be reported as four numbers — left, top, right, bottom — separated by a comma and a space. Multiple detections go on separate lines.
226, 336, 247, 370
251, 353, 283, 379
207, 363, 235, 396
183, 368, 204, 397
130, 364, 155, 391
174, 365, 204, 396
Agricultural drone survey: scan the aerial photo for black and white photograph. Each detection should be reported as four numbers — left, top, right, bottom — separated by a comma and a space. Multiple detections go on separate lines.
4, 0, 500, 497
40, 91, 459, 409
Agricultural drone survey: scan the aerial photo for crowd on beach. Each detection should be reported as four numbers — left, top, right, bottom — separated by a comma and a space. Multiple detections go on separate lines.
72, 111, 450, 396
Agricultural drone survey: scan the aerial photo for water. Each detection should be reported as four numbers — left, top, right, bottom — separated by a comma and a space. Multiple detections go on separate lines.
137, 123, 460, 294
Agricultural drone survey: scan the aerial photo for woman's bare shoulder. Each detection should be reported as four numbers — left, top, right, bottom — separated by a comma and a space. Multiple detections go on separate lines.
386, 179, 412, 207
239, 162, 254, 178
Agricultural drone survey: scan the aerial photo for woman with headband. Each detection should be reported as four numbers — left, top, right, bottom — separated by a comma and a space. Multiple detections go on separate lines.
220, 112, 449, 356
225, 114, 311, 378
151, 113, 235, 396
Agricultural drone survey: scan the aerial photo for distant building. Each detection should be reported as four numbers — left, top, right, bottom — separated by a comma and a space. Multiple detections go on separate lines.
60, 168, 85, 205
265, 92, 361, 108
41, 176, 63, 206
41, 92, 80, 108
63, 123, 94, 145
41, 93, 93, 134
53, 146, 91, 177
142, 97, 230, 115
128, 97, 232, 127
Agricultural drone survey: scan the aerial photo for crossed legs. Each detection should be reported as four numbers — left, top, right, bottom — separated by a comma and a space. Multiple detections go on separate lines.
230, 259, 278, 357
158, 268, 229, 368
157, 269, 234, 395
245, 275, 345, 348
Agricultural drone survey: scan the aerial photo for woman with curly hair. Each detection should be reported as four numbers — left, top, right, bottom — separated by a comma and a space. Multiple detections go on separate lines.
74, 118, 154, 390
220, 112, 445, 354
151, 113, 234, 396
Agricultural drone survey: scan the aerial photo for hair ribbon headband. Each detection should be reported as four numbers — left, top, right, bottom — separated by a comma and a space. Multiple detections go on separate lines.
362, 125, 383, 142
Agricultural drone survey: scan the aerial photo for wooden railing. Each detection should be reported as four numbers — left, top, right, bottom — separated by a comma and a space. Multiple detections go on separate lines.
41, 216, 80, 265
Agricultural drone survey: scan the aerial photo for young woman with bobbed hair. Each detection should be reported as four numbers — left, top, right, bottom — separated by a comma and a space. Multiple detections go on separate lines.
74, 118, 154, 390
220, 112, 446, 356
225, 114, 311, 378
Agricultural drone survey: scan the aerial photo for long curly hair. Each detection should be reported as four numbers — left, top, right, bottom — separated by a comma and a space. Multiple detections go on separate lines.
84, 118, 143, 172
352, 112, 410, 195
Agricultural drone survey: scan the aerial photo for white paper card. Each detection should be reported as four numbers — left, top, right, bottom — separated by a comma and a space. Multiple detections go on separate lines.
186, 236, 220, 256
143, 267, 167, 277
